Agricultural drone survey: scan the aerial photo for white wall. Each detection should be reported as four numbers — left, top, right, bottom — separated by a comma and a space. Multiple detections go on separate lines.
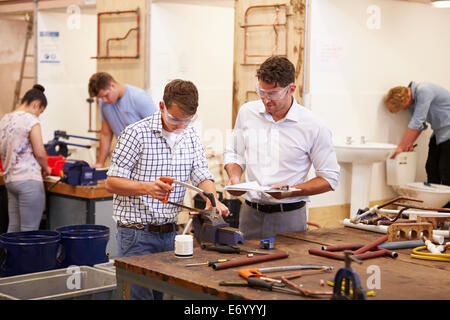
308, 0, 450, 207
38, 7, 97, 163
150, 0, 235, 157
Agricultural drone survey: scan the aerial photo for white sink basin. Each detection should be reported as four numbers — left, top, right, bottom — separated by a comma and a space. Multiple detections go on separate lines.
334, 142, 397, 164
334, 142, 397, 218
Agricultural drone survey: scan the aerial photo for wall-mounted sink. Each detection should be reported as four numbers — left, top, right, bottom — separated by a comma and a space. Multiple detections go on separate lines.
334, 142, 397, 219
334, 142, 397, 164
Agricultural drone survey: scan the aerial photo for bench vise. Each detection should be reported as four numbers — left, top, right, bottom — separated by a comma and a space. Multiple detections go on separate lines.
61, 160, 107, 186
159, 177, 244, 246
192, 208, 244, 246
45, 130, 99, 157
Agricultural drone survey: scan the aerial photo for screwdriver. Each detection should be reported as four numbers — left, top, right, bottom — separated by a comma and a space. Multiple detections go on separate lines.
185, 259, 229, 267
201, 244, 269, 255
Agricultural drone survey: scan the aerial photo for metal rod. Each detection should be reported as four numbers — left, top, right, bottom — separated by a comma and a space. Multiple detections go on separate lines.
212, 251, 289, 270
33, 0, 37, 84
380, 209, 450, 217
353, 235, 388, 255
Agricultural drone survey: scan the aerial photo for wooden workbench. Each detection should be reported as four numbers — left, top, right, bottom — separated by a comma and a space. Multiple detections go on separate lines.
114, 226, 450, 300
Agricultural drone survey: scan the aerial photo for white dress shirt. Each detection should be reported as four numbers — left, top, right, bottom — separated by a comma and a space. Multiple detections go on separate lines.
224, 98, 340, 204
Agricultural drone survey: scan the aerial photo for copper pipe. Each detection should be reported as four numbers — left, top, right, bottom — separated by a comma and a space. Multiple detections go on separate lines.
281, 276, 333, 298
353, 235, 388, 255
310, 247, 396, 261
307, 222, 321, 229
356, 249, 397, 260
94, 8, 140, 60
212, 251, 288, 270
308, 248, 344, 261
322, 244, 363, 252
392, 202, 450, 213
242, 4, 288, 64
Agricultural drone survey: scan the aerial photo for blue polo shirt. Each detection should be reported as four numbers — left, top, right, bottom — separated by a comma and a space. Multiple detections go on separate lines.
408, 81, 450, 145
100, 85, 157, 137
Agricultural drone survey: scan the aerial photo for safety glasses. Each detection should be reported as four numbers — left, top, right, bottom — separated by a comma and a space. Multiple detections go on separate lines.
256, 83, 292, 100
163, 103, 198, 126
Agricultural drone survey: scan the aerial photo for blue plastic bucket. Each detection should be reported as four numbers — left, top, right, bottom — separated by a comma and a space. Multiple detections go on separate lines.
0, 230, 61, 277
56, 225, 109, 267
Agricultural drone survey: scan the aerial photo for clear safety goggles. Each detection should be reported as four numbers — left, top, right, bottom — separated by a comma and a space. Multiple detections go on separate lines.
163, 103, 198, 126
255, 83, 292, 100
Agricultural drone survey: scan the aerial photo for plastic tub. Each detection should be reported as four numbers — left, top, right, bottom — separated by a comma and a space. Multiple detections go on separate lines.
56, 225, 109, 267
93, 260, 115, 274
0, 266, 116, 300
0, 230, 61, 277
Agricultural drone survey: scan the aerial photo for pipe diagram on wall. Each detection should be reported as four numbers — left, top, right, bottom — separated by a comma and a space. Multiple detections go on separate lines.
92, 8, 140, 59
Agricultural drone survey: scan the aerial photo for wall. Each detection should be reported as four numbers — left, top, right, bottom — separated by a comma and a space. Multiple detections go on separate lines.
307, 0, 450, 214
0, 16, 34, 117
37, 7, 97, 162
232, 0, 307, 125
150, 0, 235, 189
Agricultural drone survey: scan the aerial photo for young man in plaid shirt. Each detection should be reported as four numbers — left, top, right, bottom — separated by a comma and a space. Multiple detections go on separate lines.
106, 79, 229, 300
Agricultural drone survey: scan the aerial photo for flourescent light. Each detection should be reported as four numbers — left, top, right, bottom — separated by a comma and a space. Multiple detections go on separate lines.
431, 0, 450, 8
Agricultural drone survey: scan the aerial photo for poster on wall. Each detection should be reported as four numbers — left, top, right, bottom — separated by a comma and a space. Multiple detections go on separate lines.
39, 31, 61, 64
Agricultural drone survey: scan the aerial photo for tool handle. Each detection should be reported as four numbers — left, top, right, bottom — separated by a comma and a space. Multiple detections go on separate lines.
238, 268, 263, 279
219, 281, 248, 287
202, 244, 240, 254
207, 259, 229, 266
159, 177, 174, 203
247, 277, 273, 290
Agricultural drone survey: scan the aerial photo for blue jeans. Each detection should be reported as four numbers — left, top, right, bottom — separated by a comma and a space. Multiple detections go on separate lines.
6, 180, 45, 232
116, 226, 178, 300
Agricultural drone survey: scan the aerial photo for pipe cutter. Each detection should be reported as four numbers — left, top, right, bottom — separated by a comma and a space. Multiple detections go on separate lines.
159, 177, 244, 246
331, 251, 366, 300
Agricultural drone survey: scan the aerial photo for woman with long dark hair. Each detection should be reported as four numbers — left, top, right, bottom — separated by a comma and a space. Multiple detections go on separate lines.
0, 84, 51, 232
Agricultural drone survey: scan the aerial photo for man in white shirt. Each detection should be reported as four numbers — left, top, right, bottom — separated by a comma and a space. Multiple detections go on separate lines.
224, 56, 340, 240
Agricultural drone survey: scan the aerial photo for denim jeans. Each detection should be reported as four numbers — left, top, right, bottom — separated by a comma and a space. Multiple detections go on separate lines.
116, 226, 178, 300
6, 180, 45, 232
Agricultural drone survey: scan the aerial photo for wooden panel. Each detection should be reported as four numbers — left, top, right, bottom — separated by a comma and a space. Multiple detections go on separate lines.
95, 0, 148, 89
232, 0, 306, 126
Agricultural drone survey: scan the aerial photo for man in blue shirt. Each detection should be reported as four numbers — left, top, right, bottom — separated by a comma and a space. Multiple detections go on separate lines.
88, 72, 157, 168
385, 81, 450, 191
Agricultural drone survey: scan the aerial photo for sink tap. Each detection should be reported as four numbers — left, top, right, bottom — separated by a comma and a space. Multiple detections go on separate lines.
345, 136, 353, 145
360, 136, 366, 144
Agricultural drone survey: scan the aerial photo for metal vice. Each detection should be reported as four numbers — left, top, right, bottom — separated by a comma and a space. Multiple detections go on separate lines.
192, 209, 244, 246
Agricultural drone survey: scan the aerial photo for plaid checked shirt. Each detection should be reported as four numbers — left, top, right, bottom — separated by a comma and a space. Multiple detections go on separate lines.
107, 112, 214, 225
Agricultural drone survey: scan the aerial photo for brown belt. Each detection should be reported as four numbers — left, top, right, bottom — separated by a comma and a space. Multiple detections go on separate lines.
117, 221, 175, 233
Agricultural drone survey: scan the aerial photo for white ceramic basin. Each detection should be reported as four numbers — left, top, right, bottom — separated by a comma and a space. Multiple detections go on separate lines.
334, 142, 397, 218
334, 142, 397, 164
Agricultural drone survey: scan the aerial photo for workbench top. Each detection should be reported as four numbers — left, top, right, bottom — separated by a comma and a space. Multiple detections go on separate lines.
114, 226, 450, 300
0, 173, 112, 199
